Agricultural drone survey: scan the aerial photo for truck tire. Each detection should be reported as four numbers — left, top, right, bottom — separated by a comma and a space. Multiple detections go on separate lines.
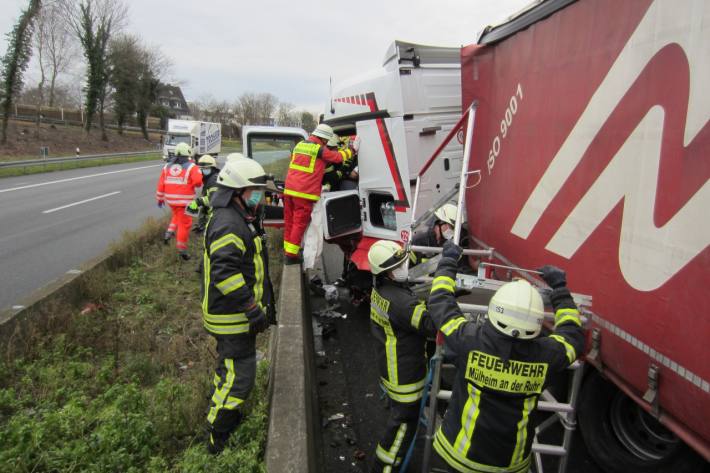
578, 371, 707, 473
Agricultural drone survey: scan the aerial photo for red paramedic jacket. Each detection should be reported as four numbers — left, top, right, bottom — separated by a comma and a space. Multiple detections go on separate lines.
156, 157, 203, 206
284, 136, 353, 201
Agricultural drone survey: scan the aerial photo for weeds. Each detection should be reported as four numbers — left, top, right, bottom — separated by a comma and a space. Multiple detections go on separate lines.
0, 153, 161, 178
0, 219, 280, 472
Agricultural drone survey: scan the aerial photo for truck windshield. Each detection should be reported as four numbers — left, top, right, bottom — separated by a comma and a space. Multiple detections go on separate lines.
167, 134, 191, 146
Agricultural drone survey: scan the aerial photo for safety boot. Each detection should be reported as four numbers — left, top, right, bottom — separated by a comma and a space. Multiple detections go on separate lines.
206, 430, 230, 455
179, 250, 191, 261
163, 230, 175, 245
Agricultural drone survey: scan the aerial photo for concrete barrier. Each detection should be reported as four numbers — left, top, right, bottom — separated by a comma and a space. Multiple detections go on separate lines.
266, 264, 319, 472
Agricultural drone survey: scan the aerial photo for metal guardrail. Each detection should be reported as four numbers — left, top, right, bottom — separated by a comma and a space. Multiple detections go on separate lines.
0, 150, 160, 169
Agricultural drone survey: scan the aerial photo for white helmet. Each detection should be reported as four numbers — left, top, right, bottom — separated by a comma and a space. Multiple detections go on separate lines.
175, 142, 192, 157
198, 155, 217, 167
217, 156, 267, 189
327, 133, 340, 147
368, 240, 408, 275
487, 279, 544, 339
226, 152, 245, 162
434, 203, 459, 226
312, 124, 335, 141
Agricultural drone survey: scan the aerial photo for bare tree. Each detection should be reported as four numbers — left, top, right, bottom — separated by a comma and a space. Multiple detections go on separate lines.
36, 2, 77, 108
62, 0, 127, 139
0, 0, 42, 144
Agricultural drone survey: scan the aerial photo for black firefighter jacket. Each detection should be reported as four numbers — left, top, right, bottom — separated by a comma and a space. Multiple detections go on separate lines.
370, 278, 437, 404
200, 197, 268, 339
428, 256, 585, 473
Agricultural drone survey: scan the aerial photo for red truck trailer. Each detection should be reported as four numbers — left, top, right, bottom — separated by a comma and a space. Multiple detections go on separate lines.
460, 0, 709, 471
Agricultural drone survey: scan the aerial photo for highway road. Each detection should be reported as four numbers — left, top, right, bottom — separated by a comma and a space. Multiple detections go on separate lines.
0, 160, 169, 311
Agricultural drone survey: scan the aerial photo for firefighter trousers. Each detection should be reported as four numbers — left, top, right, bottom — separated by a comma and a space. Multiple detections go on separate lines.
167, 205, 192, 251
428, 450, 531, 473
283, 195, 314, 258
206, 334, 257, 437
371, 398, 419, 473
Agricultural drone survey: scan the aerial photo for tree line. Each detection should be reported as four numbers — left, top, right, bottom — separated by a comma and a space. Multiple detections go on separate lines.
0, 0, 318, 146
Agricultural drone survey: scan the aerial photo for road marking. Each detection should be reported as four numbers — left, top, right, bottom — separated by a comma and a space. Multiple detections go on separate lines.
42, 191, 122, 214
0, 164, 161, 194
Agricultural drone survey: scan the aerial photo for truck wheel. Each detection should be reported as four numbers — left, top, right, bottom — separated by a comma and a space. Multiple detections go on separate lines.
578, 371, 706, 473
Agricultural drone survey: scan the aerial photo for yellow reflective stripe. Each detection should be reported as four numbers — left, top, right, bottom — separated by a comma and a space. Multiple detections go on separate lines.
289, 142, 319, 173
213, 374, 221, 387
411, 301, 426, 329
325, 165, 334, 173
554, 308, 581, 327
283, 188, 321, 201
215, 273, 246, 295
283, 240, 300, 254
203, 311, 248, 324
454, 383, 481, 455
550, 334, 577, 363
431, 275, 456, 294
510, 396, 536, 466
224, 396, 244, 410
203, 320, 251, 335
210, 233, 246, 255
381, 377, 426, 403
376, 423, 408, 465
207, 358, 236, 424
253, 236, 264, 305
441, 316, 467, 336
434, 428, 531, 473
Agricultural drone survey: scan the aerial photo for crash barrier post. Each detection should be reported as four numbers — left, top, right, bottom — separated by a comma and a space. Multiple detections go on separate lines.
265, 264, 319, 472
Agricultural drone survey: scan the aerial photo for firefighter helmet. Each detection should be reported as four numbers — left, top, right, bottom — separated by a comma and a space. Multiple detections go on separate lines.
327, 133, 340, 147
434, 203, 459, 226
368, 240, 408, 275
175, 142, 192, 157
198, 155, 217, 167
217, 155, 267, 189
312, 124, 335, 141
487, 279, 544, 339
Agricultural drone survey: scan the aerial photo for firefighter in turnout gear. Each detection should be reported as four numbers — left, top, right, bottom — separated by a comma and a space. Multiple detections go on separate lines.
283, 123, 355, 264
156, 142, 203, 259
188, 155, 221, 233
427, 240, 585, 473
200, 154, 272, 454
367, 240, 437, 472
410, 203, 475, 273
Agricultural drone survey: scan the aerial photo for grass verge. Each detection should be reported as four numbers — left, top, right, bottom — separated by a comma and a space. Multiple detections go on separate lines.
0, 218, 283, 472
0, 153, 161, 179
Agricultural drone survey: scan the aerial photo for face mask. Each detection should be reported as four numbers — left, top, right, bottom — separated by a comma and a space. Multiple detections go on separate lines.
442, 228, 455, 241
245, 190, 263, 208
391, 262, 409, 282
201, 168, 212, 176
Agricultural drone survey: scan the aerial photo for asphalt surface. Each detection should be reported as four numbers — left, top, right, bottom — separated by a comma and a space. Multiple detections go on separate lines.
0, 160, 168, 311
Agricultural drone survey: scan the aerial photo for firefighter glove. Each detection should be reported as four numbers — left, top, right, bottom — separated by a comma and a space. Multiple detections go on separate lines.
442, 240, 463, 261
246, 306, 268, 335
187, 200, 200, 212
538, 265, 567, 289
157, 200, 165, 209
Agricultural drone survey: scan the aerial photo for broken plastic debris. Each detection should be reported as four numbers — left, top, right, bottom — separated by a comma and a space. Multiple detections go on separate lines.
327, 413, 345, 421
339, 456, 345, 461
314, 308, 347, 319
324, 284, 339, 303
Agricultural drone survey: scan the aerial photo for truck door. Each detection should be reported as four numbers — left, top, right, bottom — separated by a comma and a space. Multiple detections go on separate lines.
242, 127, 309, 227
320, 190, 362, 239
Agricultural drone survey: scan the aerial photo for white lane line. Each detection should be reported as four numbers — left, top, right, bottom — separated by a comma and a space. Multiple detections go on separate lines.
0, 164, 161, 194
42, 191, 121, 214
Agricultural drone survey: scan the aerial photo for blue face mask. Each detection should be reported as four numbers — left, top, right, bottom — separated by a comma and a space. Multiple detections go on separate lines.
201, 168, 212, 176
245, 190, 263, 208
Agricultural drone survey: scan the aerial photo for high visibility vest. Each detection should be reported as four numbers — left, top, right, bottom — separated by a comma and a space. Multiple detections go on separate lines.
156, 160, 203, 206
284, 139, 352, 201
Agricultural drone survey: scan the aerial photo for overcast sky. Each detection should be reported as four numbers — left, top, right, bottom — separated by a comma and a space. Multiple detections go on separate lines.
1, 0, 532, 112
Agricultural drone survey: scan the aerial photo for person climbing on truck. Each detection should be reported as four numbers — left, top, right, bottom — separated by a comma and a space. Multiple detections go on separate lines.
427, 240, 585, 473
282, 123, 356, 265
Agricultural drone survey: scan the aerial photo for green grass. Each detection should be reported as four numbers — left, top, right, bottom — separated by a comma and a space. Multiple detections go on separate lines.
0, 218, 283, 472
0, 153, 162, 178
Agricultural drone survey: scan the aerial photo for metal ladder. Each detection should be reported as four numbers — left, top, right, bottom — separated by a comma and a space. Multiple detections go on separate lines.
402, 103, 590, 473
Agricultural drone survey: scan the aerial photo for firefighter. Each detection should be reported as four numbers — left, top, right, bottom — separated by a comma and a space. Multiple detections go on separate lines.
410, 203, 474, 273
156, 142, 203, 260
427, 240, 585, 473
367, 240, 437, 473
200, 154, 272, 454
283, 123, 355, 264
188, 155, 221, 233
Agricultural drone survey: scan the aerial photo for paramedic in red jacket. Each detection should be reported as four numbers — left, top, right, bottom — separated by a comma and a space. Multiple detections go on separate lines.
156, 142, 203, 260
282, 124, 354, 264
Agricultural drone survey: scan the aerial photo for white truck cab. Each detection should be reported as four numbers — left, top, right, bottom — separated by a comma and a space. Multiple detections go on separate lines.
163, 119, 222, 160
